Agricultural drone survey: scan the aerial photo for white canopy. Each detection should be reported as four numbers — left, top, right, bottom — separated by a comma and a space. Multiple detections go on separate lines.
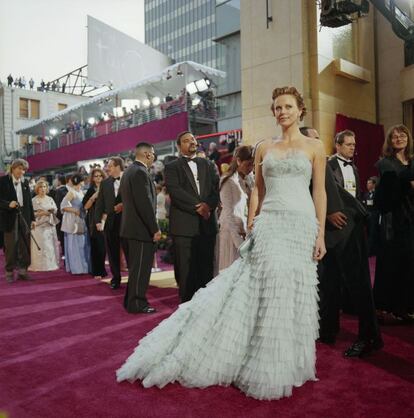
16, 61, 225, 136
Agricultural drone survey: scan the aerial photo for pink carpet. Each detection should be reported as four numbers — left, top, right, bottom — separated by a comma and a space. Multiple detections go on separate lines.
0, 254, 413, 418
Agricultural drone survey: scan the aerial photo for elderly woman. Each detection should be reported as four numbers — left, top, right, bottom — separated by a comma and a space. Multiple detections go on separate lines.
29, 180, 60, 271
373, 124, 414, 323
82, 168, 107, 279
61, 174, 91, 275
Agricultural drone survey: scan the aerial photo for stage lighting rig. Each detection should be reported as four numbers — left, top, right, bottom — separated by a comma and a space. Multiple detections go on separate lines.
320, 0, 369, 28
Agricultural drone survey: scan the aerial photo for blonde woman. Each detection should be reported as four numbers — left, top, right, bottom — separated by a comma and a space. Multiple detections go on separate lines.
29, 180, 60, 271
117, 86, 326, 400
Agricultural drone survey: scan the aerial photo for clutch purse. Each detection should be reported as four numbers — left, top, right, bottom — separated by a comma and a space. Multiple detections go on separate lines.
238, 234, 254, 258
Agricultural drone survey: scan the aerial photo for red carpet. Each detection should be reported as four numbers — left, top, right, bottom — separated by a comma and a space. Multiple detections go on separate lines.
0, 255, 413, 418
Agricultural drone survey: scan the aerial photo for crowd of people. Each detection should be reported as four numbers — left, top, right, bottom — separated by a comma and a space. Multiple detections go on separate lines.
1, 85, 413, 401
5, 73, 67, 93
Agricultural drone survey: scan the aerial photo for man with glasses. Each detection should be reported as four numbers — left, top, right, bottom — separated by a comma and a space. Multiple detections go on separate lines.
120, 143, 160, 313
323, 130, 382, 357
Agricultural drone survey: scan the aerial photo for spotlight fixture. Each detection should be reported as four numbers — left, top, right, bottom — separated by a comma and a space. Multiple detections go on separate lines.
151, 96, 161, 106
87, 117, 96, 125
142, 99, 151, 107
186, 78, 212, 95
185, 82, 198, 95
49, 128, 58, 136
166, 70, 172, 80
105, 97, 112, 102
195, 79, 209, 92
192, 97, 201, 106
113, 107, 124, 117
101, 112, 110, 121
176, 66, 183, 76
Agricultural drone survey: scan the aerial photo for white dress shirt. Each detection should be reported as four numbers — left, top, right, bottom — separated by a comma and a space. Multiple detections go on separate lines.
336, 155, 356, 197
12, 175, 24, 206
113, 173, 123, 197
186, 157, 200, 194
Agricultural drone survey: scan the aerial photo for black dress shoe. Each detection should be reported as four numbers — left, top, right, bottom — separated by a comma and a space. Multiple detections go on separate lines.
17, 272, 32, 281
137, 306, 157, 314
317, 335, 336, 345
110, 282, 121, 289
343, 338, 384, 358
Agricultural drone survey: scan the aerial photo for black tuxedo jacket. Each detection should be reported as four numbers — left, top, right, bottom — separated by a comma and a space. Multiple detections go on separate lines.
94, 176, 122, 230
165, 156, 220, 237
53, 185, 68, 220
119, 161, 158, 242
328, 156, 361, 200
326, 156, 367, 248
0, 175, 34, 232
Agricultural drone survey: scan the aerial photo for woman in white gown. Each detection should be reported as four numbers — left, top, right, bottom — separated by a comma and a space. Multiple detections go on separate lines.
218, 145, 254, 271
29, 180, 60, 271
117, 86, 327, 400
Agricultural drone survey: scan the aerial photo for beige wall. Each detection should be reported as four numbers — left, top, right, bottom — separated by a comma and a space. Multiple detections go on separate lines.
375, 10, 405, 133
241, 1, 379, 153
240, 1, 414, 150
312, 4, 376, 153
240, 0, 308, 144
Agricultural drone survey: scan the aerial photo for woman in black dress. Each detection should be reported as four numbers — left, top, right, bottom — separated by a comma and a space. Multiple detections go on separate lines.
83, 168, 107, 278
374, 124, 414, 323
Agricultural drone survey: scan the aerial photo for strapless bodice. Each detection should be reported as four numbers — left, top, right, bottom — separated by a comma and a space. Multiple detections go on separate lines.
260, 151, 315, 216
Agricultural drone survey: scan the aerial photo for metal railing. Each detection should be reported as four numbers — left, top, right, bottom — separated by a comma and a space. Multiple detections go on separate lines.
18, 97, 217, 158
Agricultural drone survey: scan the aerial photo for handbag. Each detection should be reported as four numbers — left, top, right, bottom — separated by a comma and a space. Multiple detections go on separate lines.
73, 216, 85, 235
238, 234, 254, 258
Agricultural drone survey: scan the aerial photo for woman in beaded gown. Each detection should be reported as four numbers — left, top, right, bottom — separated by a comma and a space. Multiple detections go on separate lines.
116, 86, 327, 400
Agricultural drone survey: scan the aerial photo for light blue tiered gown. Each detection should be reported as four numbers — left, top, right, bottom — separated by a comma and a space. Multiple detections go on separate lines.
117, 151, 319, 400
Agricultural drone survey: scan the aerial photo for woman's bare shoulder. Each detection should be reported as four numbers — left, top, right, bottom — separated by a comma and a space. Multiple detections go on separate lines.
253, 138, 274, 156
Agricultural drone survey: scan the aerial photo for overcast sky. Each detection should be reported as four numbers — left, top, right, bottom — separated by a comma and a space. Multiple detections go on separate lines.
0, 0, 145, 86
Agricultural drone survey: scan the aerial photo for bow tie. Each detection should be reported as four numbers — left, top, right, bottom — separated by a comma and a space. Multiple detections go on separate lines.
114, 177, 121, 181
337, 157, 353, 167
183, 156, 197, 162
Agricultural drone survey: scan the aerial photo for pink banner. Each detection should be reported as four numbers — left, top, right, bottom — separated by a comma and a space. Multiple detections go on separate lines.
27, 113, 188, 172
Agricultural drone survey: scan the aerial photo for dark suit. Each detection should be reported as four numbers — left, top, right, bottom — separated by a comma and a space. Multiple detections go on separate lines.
53, 185, 68, 255
120, 161, 158, 312
0, 175, 35, 273
165, 156, 220, 302
319, 156, 380, 342
95, 176, 127, 286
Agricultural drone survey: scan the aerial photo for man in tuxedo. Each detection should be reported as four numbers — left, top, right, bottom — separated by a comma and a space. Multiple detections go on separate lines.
165, 131, 220, 302
324, 130, 382, 357
120, 142, 161, 313
0, 159, 35, 282
52, 174, 69, 257
95, 157, 127, 290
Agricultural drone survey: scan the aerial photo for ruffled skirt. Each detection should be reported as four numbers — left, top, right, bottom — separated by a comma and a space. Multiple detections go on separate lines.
116, 210, 319, 400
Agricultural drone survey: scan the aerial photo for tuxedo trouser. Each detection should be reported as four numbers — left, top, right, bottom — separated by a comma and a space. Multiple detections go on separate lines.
319, 218, 380, 341
56, 221, 64, 256
124, 240, 156, 312
4, 217, 30, 273
104, 214, 128, 285
173, 234, 216, 303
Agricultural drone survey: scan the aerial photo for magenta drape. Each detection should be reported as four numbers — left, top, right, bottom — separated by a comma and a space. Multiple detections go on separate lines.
335, 113, 384, 192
